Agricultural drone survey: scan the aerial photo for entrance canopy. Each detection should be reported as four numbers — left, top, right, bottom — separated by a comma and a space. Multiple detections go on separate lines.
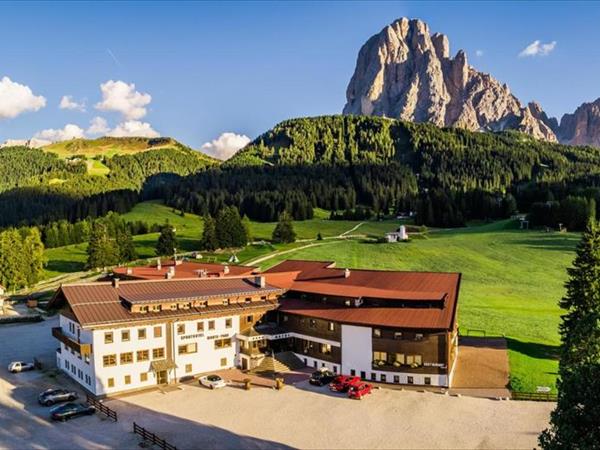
150, 359, 177, 372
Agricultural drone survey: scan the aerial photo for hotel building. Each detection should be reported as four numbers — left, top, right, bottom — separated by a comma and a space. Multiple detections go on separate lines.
49, 260, 460, 397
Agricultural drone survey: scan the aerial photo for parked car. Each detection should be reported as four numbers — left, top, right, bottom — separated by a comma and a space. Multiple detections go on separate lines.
309, 369, 336, 386
7, 361, 35, 373
199, 374, 226, 389
348, 383, 373, 400
38, 389, 78, 406
329, 375, 361, 392
50, 403, 95, 421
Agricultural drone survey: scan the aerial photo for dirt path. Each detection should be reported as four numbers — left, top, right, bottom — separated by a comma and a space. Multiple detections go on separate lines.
245, 241, 341, 267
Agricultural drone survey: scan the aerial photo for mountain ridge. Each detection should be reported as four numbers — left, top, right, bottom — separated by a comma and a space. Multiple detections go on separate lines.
342, 17, 600, 147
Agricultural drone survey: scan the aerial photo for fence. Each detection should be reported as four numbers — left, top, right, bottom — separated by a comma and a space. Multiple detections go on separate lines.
86, 394, 118, 421
133, 422, 177, 450
512, 392, 557, 402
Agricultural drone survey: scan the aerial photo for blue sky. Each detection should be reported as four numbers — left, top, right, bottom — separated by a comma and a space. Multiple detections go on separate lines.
1, 1, 599, 156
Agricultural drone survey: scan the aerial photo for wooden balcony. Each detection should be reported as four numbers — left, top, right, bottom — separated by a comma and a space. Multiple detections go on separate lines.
52, 327, 92, 356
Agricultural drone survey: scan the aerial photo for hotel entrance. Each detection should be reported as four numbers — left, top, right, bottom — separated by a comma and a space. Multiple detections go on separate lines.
156, 370, 168, 385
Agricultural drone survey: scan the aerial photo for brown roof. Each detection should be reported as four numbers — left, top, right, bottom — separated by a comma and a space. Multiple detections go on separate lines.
266, 260, 461, 330
52, 277, 282, 328
112, 260, 256, 281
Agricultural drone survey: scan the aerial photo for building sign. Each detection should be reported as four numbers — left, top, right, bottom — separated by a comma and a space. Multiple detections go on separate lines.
424, 362, 447, 368
206, 333, 231, 340
181, 333, 205, 340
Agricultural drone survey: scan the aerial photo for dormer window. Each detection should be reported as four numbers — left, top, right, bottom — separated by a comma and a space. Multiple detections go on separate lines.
139, 306, 149, 313
170, 304, 177, 311
223, 299, 230, 306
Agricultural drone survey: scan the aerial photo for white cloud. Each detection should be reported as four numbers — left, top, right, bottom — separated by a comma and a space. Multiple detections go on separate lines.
87, 116, 110, 135
475, 50, 484, 57
0, 76, 46, 119
95, 80, 151, 120
107, 120, 160, 138
200, 132, 251, 160
34, 124, 85, 142
519, 40, 557, 57
59, 95, 86, 112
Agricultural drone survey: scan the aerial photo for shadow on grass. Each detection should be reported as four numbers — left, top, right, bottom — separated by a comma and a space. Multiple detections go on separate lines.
506, 337, 560, 361
512, 234, 579, 252
45, 259, 85, 274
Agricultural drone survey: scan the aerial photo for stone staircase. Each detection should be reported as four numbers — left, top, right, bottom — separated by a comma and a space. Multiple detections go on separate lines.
250, 351, 305, 375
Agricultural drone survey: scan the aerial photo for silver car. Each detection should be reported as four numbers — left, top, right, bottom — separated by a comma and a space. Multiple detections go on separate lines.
38, 389, 78, 406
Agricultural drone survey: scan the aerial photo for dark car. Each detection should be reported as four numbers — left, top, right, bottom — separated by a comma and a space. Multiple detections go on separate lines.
50, 403, 95, 421
38, 389, 78, 406
309, 369, 336, 386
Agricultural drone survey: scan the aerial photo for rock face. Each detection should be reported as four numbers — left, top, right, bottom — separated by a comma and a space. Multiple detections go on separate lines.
343, 18, 558, 142
558, 98, 600, 147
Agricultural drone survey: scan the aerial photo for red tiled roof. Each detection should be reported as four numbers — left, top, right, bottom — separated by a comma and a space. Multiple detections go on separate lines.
112, 260, 256, 281
52, 277, 282, 328
266, 260, 461, 330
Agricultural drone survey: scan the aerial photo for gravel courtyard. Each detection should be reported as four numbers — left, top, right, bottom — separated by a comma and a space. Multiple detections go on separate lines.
0, 319, 553, 450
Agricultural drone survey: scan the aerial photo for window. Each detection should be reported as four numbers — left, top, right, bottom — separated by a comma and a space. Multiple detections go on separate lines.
185, 364, 192, 373
103, 354, 117, 367
124, 375, 131, 385
350, 369, 356, 376
177, 324, 185, 335
140, 306, 149, 313
415, 333, 424, 341
140, 373, 148, 382
406, 355, 422, 367
138, 328, 146, 340
424, 377, 431, 385
225, 318, 232, 328
320, 343, 332, 355
151, 305, 161, 312
197, 321, 204, 332
104, 332, 113, 344
414, 355, 422, 366
370, 373, 376, 381
394, 332, 403, 340
107, 378, 114, 388
121, 330, 130, 342
283, 315, 288, 322
360, 371, 366, 379
407, 376, 414, 384
309, 319, 317, 328
137, 350, 149, 362
328, 322, 335, 332
178, 343, 198, 355
208, 320, 215, 330
120, 352, 133, 364
380, 374, 387, 383
84, 355, 90, 364
333, 366, 338, 373
170, 304, 178, 311
373, 351, 387, 362
65, 360, 70, 370
393, 375, 400, 384
214, 338, 232, 349
153, 326, 162, 338
222, 299, 229, 306
395, 353, 405, 365
220, 357, 227, 367
373, 328, 381, 338
152, 347, 165, 359
246, 315, 253, 323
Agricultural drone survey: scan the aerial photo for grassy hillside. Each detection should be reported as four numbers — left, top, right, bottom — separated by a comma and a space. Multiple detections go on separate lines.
43, 136, 186, 158
261, 220, 575, 394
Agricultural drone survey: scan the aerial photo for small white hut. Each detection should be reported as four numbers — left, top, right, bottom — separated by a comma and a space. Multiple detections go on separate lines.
385, 225, 409, 243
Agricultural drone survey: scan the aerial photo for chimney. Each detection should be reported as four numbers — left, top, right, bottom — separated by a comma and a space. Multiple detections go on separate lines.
156, 258, 162, 270
112, 278, 120, 289
254, 276, 266, 288
223, 265, 230, 275
126, 267, 133, 275
165, 272, 173, 280
344, 268, 351, 278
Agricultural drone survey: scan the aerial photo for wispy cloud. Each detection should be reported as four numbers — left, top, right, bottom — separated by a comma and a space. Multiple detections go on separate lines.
475, 50, 484, 57
106, 48, 122, 67
519, 40, 556, 57
59, 95, 86, 112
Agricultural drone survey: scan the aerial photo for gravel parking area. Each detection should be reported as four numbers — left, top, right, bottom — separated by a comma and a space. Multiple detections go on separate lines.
0, 320, 552, 450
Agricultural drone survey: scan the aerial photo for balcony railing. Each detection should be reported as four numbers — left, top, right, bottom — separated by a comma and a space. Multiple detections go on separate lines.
371, 360, 447, 374
52, 327, 92, 356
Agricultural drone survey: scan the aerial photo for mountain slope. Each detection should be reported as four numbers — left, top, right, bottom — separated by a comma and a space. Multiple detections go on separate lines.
342, 18, 557, 142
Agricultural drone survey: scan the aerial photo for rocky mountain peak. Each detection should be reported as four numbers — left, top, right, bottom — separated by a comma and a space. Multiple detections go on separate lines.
343, 17, 558, 143
558, 98, 600, 147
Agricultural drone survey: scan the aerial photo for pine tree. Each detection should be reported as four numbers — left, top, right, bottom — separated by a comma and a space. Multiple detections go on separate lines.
22, 227, 46, 286
200, 215, 219, 251
116, 227, 137, 263
156, 224, 177, 257
540, 221, 600, 448
86, 222, 119, 269
216, 206, 248, 248
272, 211, 296, 244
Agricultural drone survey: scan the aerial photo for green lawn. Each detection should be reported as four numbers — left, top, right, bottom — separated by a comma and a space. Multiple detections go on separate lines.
261, 220, 577, 394
86, 159, 110, 176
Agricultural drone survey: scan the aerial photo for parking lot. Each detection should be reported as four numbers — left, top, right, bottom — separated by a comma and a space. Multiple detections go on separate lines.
0, 319, 553, 449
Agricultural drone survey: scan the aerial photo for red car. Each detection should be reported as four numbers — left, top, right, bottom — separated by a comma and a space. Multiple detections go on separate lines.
329, 375, 361, 392
348, 383, 373, 400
